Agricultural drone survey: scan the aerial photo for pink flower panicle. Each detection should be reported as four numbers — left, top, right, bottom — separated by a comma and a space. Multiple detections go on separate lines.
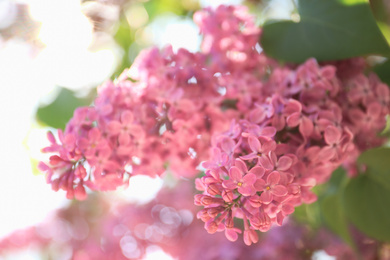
37, 5, 390, 246
193, 7, 390, 246
39, 5, 270, 199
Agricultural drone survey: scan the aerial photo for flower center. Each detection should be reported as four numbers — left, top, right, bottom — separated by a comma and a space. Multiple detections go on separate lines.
237, 182, 243, 187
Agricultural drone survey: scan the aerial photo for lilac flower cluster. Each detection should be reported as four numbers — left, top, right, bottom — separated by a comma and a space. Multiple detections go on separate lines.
195, 55, 389, 244
194, 7, 390, 243
37, 4, 390, 245
1, 183, 387, 259
37, 5, 263, 199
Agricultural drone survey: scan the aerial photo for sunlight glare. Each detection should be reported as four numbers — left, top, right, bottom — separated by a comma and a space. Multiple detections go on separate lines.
143, 246, 175, 260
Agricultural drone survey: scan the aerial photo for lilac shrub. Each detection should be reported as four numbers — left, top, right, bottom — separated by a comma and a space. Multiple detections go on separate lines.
38, 5, 390, 246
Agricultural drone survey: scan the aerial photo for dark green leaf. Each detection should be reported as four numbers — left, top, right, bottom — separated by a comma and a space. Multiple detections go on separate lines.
293, 184, 325, 229
321, 168, 354, 246
358, 147, 390, 190
261, 0, 390, 63
36, 87, 95, 130
379, 115, 390, 136
373, 59, 390, 86
293, 202, 323, 229
322, 195, 353, 244
344, 174, 390, 241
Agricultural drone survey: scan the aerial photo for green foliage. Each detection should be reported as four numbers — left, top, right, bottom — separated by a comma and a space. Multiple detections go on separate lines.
295, 160, 390, 245
335, 147, 390, 242
261, 0, 390, 63
144, 0, 190, 17
112, 15, 134, 79
344, 174, 390, 241
36, 87, 95, 130
374, 59, 390, 86
320, 168, 354, 247
293, 202, 323, 229
358, 147, 390, 190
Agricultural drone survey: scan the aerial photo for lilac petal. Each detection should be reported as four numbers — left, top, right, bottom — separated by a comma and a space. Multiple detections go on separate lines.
306, 146, 320, 161
240, 153, 258, 160
223, 179, 237, 190
282, 203, 295, 215
249, 108, 266, 124
272, 115, 285, 131
262, 140, 276, 154
286, 112, 301, 127
89, 128, 101, 139
284, 99, 301, 115
367, 102, 381, 117
267, 171, 280, 185
316, 118, 331, 130
229, 166, 243, 181
259, 127, 277, 137
239, 184, 256, 196
249, 195, 262, 207
348, 109, 365, 124
242, 173, 256, 185
249, 166, 265, 178
121, 111, 134, 124
118, 133, 130, 146
377, 83, 389, 97
271, 185, 288, 196
277, 156, 293, 171
259, 156, 274, 170
254, 179, 266, 191
202, 161, 215, 169
107, 121, 121, 135
98, 147, 112, 159
225, 229, 239, 242
248, 136, 261, 153
129, 125, 144, 138
324, 126, 341, 145
260, 190, 273, 204
300, 116, 314, 137
78, 138, 89, 150
117, 146, 133, 156
321, 66, 336, 79
269, 151, 278, 166
318, 146, 336, 161
103, 160, 120, 172
221, 137, 235, 154
234, 159, 248, 174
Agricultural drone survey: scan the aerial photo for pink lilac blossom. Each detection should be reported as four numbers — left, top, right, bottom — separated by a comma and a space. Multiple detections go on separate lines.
193, 6, 390, 245
1, 185, 388, 260
38, 4, 269, 199
37, 4, 390, 246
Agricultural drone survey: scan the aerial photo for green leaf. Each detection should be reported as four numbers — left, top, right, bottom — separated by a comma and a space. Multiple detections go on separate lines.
293, 184, 325, 229
379, 115, 390, 136
373, 59, 390, 86
144, 0, 187, 18
322, 194, 354, 245
261, 0, 390, 63
293, 201, 323, 229
358, 147, 390, 190
344, 174, 390, 241
36, 87, 95, 130
112, 16, 134, 79
321, 168, 355, 246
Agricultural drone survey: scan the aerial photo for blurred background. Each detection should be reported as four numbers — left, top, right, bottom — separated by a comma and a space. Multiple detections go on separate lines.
3, 0, 388, 259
